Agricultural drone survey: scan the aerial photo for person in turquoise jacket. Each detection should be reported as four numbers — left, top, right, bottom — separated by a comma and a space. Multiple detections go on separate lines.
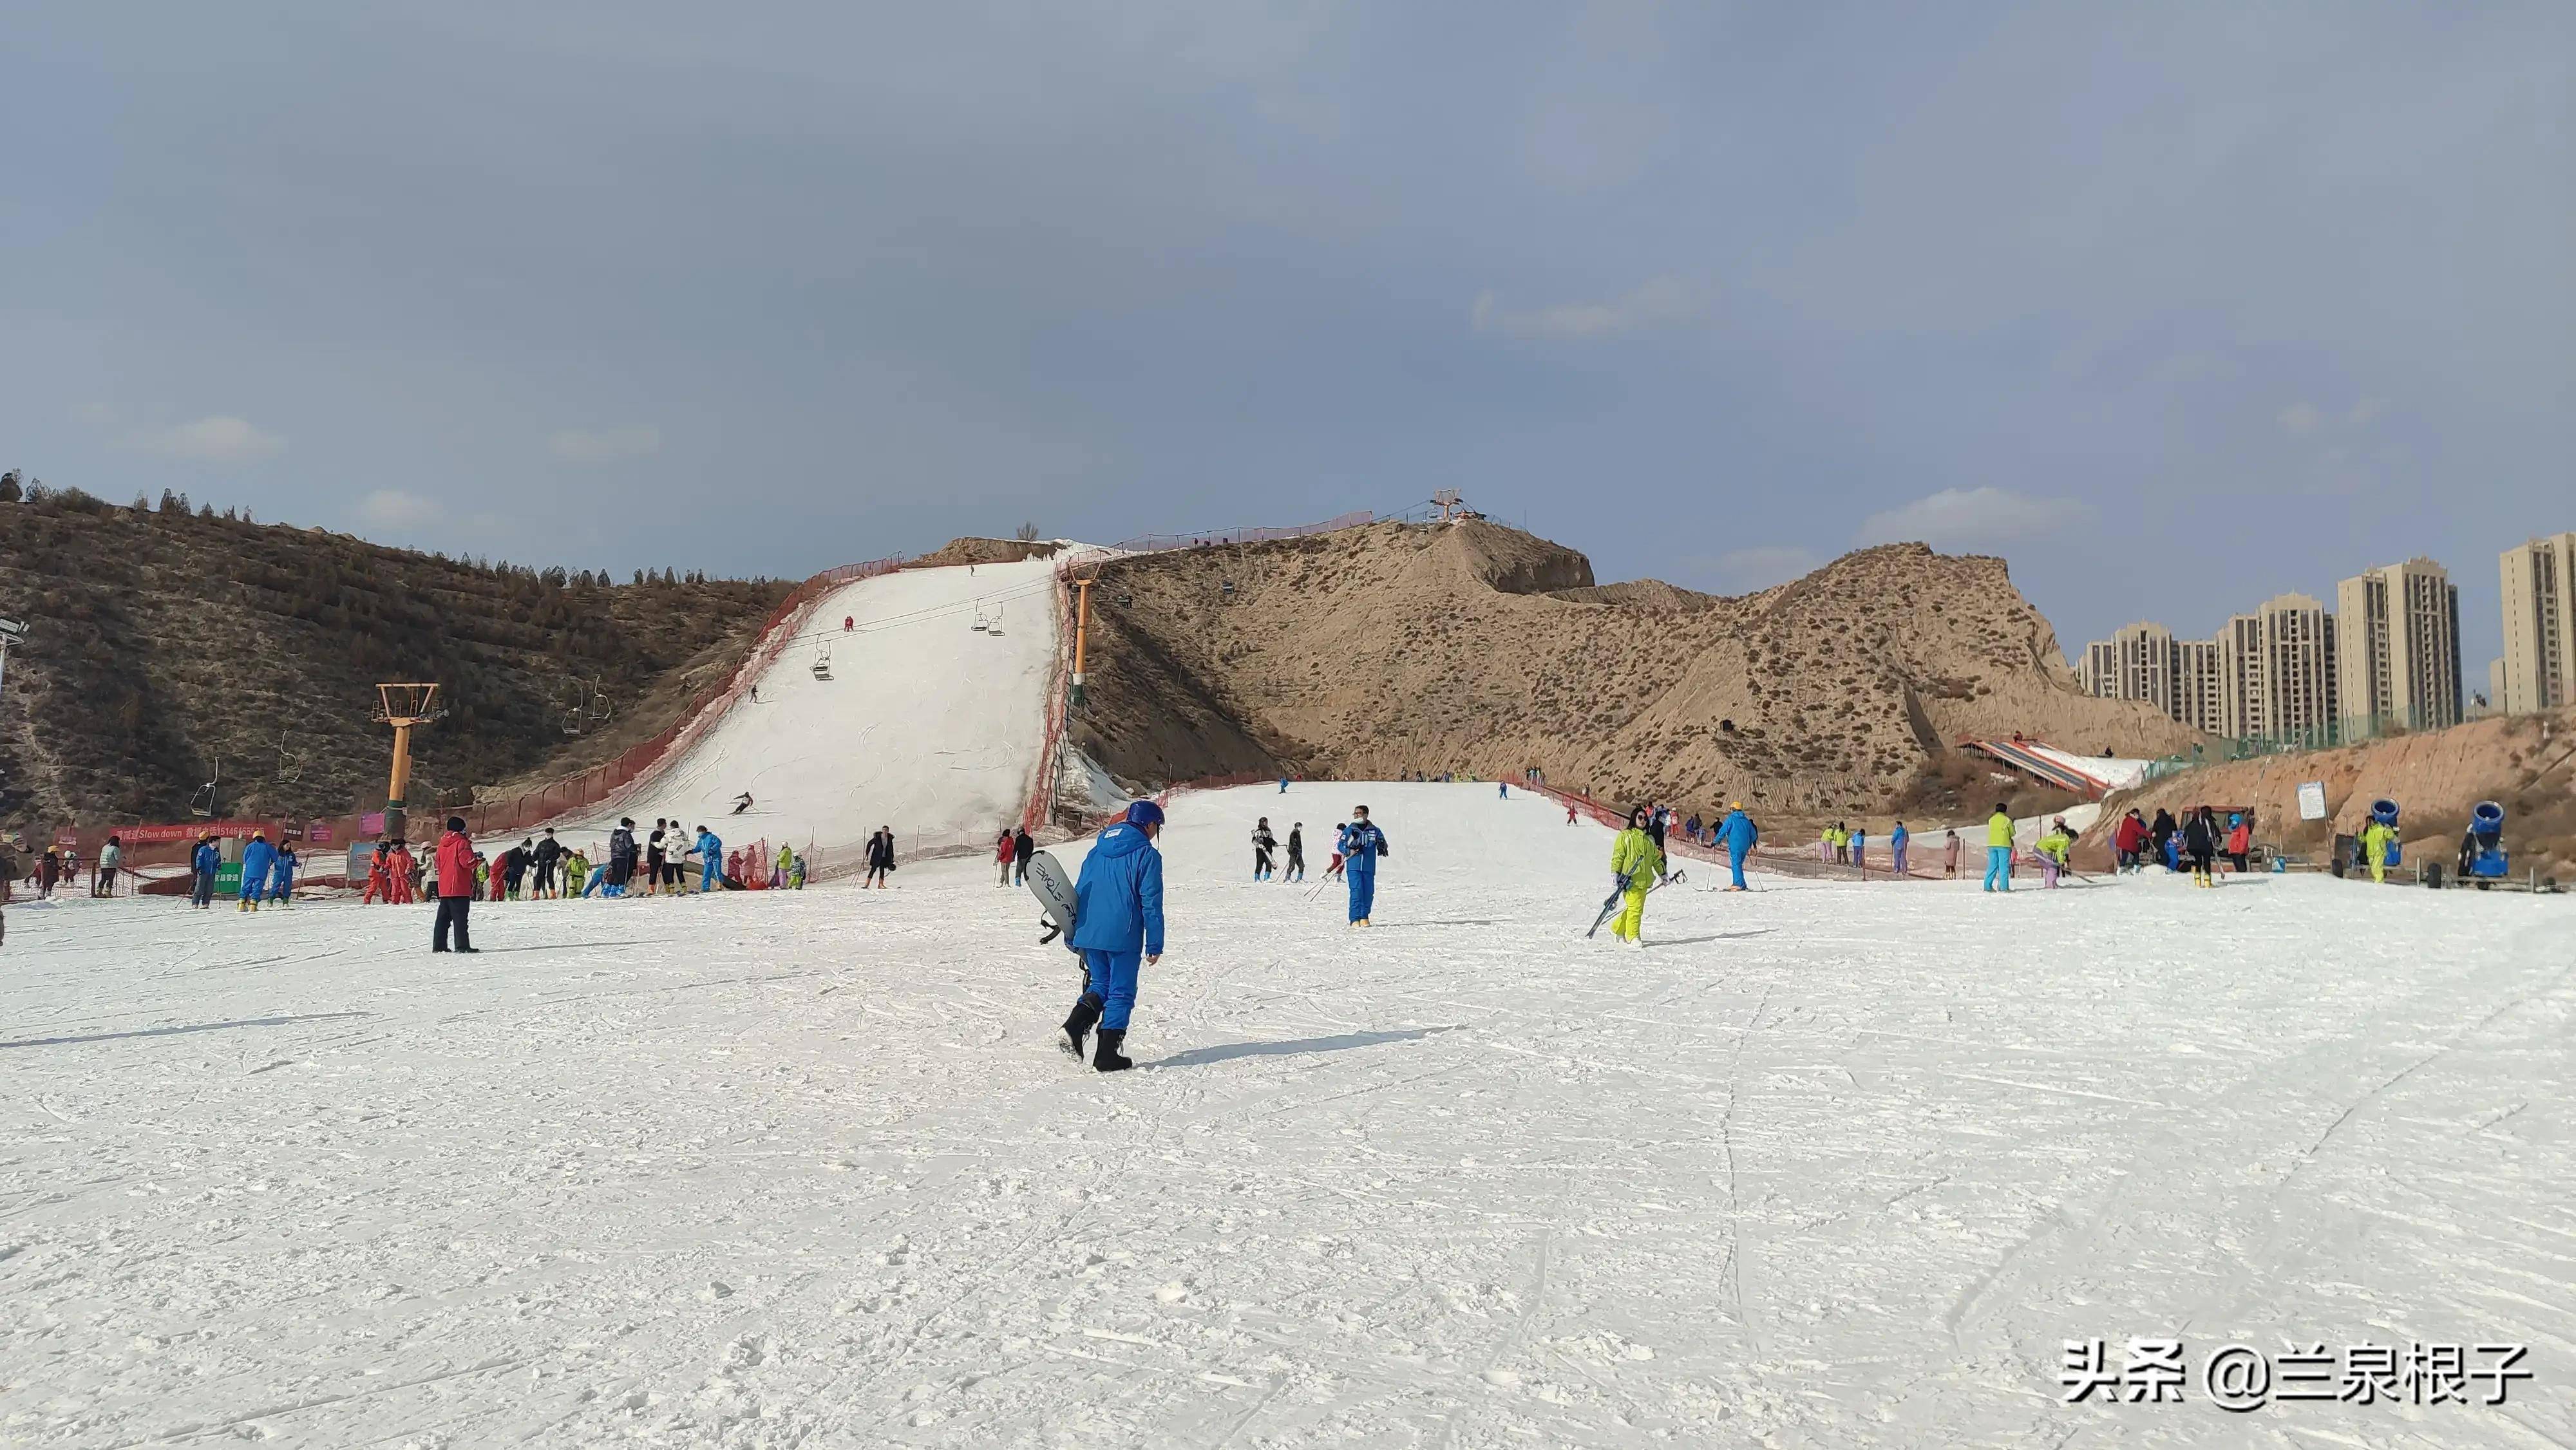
1716, 804, 1757, 890
1982, 805, 2014, 892
1890, 820, 1911, 875
693, 827, 721, 892
1061, 801, 1168, 1072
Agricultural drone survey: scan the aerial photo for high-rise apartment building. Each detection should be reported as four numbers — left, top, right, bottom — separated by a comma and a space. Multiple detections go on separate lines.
2218, 594, 2338, 742
2335, 557, 2461, 732
2174, 637, 2224, 734
2499, 532, 2576, 715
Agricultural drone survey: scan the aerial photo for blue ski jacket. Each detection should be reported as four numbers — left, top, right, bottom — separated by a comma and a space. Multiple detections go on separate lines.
193, 842, 220, 876
1716, 810, 1757, 854
1336, 822, 1388, 876
239, 838, 277, 894
1070, 821, 1165, 956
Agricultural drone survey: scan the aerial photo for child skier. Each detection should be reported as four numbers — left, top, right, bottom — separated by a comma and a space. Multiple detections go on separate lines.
269, 844, 298, 907
1251, 818, 1276, 880
1942, 829, 1960, 878
2035, 818, 2073, 888
1284, 824, 1305, 881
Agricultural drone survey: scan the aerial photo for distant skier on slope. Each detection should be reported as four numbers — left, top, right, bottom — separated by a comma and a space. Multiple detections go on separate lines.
1012, 827, 1035, 886
732, 792, 754, 816
1059, 800, 1167, 1073
1336, 806, 1388, 927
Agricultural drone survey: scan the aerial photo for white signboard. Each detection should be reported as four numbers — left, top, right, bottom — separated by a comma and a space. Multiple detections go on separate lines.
2296, 781, 2329, 822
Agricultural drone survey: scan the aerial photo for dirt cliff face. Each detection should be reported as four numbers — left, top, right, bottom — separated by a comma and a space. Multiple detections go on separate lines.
0, 493, 790, 828
1070, 520, 2197, 824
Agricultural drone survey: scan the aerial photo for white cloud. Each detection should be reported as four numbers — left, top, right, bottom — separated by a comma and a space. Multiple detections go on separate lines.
1855, 487, 2092, 551
2277, 401, 2324, 435
2345, 397, 2386, 426
126, 415, 286, 462
549, 426, 662, 463
359, 489, 435, 528
1471, 277, 1709, 340
1705, 545, 1822, 592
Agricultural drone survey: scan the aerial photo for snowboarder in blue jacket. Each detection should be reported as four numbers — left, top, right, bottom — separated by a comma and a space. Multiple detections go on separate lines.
1062, 800, 1166, 1072
1337, 807, 1389, 925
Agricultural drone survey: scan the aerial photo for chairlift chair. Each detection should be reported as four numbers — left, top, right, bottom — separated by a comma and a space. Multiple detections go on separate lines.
971, 599, 989, 632
811, 642, 833, 680
987, 600, 1005, 636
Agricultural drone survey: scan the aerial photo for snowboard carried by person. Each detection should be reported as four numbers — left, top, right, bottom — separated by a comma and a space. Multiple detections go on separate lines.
1025, 849, 1081, 952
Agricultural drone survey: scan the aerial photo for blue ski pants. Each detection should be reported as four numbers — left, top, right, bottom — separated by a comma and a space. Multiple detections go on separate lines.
1083, 948, 1142, 1030
1984, 847, 2012, 891
700, 859, 719, 892
1347, 866, 1376, 923
1727, 846, 1748, 890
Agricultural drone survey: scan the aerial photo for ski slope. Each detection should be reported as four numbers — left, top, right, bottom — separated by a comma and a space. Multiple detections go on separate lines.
3, 782, 2569, 1446
553, 553, 1066, 870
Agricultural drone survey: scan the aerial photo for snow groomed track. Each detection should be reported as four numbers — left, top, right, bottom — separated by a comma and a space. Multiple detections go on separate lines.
5, 781, 2569, 1445
553, 552, 1070, 871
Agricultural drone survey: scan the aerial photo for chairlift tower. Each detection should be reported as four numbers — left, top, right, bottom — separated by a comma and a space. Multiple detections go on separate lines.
1433, 488, 1464, 523
373, 683, 445, 843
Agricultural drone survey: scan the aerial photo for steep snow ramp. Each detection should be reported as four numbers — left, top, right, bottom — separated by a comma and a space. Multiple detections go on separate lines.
557, 554, 1066, 869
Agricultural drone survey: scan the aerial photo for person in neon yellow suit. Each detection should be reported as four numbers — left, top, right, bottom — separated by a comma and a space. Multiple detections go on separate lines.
1609, 807, 1666, 947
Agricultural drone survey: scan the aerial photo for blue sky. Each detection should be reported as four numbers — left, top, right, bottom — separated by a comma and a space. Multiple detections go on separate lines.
5, 2, 2568, 675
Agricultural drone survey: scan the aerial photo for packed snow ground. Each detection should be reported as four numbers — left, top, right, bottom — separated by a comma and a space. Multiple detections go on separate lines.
4, 782, 2571, 1447
556, 554, 1063, 869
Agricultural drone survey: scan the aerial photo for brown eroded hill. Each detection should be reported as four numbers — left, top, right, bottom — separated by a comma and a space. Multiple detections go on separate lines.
0, 490, 793, 829
1070, 520, 2197, 824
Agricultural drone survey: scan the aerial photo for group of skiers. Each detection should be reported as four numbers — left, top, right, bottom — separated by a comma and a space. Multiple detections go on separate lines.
0, 834, 127, 901
2108, 805, 2253, 886
186, 831, 301, 910
1248, 818, 1305, 881
1812, 820, 1914, 874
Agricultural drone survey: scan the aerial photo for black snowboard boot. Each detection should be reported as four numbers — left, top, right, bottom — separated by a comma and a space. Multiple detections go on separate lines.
1062, 992, 1104, 1059
1092, 1028, 1134, 1073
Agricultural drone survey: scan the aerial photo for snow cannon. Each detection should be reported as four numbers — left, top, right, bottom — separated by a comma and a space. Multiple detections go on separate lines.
2468, 801, 2509, 881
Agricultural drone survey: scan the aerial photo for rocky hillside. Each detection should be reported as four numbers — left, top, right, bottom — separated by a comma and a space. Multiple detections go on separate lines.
0, 491, 793, 829
1070, 520, 2198, 825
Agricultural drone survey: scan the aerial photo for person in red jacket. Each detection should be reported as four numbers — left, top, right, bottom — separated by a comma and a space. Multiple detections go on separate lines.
2112, 809, 2150, 873
388, 842, 417, 903
362, 842, 395, 904
433, 818, 480, 953
2224, 813, 2252, 872
995, 827, 1016, 886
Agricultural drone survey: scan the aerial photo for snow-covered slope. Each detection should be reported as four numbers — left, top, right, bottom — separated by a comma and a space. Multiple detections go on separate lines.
6, 782, 2568, 1444
547, 553, 1066, 869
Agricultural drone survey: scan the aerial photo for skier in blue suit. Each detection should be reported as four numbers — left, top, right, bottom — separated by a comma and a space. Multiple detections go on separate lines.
191, 836, 221, 908
1716, 803, 1757, 890
269, 844, 298, 906
236, 832, 277, 912
1338, 806, 1389, 926
1061, 801, 1166, 1073
694, 826, 721, 892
